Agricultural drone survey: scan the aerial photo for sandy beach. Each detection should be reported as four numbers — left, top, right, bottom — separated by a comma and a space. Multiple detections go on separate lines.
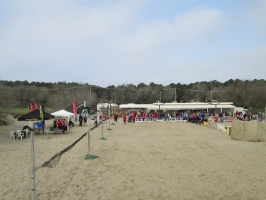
1, 118, 266, 200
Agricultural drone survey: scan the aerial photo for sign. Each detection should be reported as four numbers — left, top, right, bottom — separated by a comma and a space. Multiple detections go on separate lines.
34, 122, 42, 129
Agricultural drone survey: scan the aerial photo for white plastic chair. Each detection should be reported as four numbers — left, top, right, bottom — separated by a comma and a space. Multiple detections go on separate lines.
16, 131, 23, 140
10, 131, 15, 139
23, 129, 29, 138
220, 125, 226, 133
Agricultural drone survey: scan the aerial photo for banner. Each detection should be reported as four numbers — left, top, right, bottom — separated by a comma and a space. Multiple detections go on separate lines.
40, 102, 45, 113
30, 102, 34, 112
34, 102, 38, 110
39, 104, 44, 121
72, 102, 77, 116
34, 122, 42, 129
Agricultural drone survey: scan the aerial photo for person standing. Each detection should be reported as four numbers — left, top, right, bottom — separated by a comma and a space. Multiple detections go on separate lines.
131, 112, 135, 123
68, 118, 73, 133
128, 112, 131, 123
62, 119, 68, 134
114, 113, 118, 122
218, 112, 223, 122
57, 119, 62, 133
79, 115, 83, 127
83, 115, 87, 126
53, 118, 57, 134
123, 113, 127, 125
94, 115, 98, 127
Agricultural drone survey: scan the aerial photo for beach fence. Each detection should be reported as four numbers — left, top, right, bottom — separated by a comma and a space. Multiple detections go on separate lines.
231, 120, 266, 142
202, 117, 266, 141
134, 117, 187, 122
202, 118, 232, 135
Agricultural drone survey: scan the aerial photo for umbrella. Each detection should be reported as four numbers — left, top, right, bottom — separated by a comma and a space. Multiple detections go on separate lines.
18, 109, 54, 121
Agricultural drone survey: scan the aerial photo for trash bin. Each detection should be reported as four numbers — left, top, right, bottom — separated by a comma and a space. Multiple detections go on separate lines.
204, 121, 208, 127
50, 127, 54, 132
226, 126, 231, 135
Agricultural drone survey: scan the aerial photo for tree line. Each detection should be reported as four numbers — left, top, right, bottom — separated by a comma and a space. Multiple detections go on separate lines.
0, 79, 265, 124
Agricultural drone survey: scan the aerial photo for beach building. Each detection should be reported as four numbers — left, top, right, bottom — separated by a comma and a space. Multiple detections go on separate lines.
119, 102, 235, 114
96, 103, 119, 117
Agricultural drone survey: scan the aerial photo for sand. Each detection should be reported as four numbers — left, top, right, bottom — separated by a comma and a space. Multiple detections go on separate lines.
1, 118, 266, 200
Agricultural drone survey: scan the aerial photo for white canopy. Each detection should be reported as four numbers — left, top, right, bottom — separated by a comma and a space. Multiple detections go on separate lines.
51, 109, 75, 120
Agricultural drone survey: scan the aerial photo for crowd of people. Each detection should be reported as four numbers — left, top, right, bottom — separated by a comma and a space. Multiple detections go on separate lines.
120, 110, 207, 124
78, 115, 88, 127
52, 109, 260, 131
53, 118, 74, 134
234, 110, 251, 121
49, 108, 264, 134
118, 109, 254, 124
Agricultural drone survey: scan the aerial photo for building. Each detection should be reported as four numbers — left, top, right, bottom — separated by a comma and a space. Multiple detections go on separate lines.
118, 102, 236, 114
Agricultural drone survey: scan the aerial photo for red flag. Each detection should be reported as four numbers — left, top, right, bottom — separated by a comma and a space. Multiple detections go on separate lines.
34, 102, 38, 110
30, 102, 34, 112
72, 102, 77, 116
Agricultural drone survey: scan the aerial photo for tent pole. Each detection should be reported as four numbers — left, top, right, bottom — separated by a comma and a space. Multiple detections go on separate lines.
31, 131, 36, 200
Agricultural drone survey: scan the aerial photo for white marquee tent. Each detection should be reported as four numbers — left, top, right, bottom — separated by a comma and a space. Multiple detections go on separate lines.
51, 109, 75, 120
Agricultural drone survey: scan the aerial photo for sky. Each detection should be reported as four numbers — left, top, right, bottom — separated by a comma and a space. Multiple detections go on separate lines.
0, 0, 266, 87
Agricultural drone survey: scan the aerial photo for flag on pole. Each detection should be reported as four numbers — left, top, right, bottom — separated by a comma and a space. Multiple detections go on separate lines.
34, 102, 38, 110
39, 104, 44, 121
30, 102, 34, 112
72, 102, 77, 116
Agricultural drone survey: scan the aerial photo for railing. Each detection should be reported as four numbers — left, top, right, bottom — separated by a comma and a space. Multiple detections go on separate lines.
132, 117, 188, 122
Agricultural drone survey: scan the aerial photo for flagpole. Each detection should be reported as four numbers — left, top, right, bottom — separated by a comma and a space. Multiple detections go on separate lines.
84, 108, 98, 160
39, 104, 44, 135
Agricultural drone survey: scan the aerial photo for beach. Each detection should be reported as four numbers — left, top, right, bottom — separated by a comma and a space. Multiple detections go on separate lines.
1, 118, 266, 200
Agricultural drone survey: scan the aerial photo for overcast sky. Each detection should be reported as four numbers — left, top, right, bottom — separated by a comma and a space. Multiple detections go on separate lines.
0, 0, 266, 87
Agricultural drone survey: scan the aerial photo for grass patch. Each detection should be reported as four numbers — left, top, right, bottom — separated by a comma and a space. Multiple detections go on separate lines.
11, 107, 30, 114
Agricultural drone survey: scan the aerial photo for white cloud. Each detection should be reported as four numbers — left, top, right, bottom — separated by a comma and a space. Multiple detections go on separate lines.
0, 1, 264, 87
120, 7, 224, 52
245, 0, 266, 31
102, 6, 225, 72
0, 0, 135, 70
172, 7, 224, 43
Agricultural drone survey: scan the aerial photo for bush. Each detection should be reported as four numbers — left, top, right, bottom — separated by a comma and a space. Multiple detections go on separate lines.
0, 116, 8, 126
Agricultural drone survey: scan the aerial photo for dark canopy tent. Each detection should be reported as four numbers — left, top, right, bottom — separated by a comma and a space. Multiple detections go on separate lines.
18, 109, 54, 134
18, 109, 54, 121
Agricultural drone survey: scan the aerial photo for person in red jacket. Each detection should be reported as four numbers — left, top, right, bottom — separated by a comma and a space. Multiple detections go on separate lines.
131, 112, 135, 123
57, 119, 62, 133
123, 113, 127, 125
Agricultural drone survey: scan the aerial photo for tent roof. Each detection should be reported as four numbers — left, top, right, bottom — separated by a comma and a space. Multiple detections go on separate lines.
51, 109, 75, 117
18, 109, 54, 121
